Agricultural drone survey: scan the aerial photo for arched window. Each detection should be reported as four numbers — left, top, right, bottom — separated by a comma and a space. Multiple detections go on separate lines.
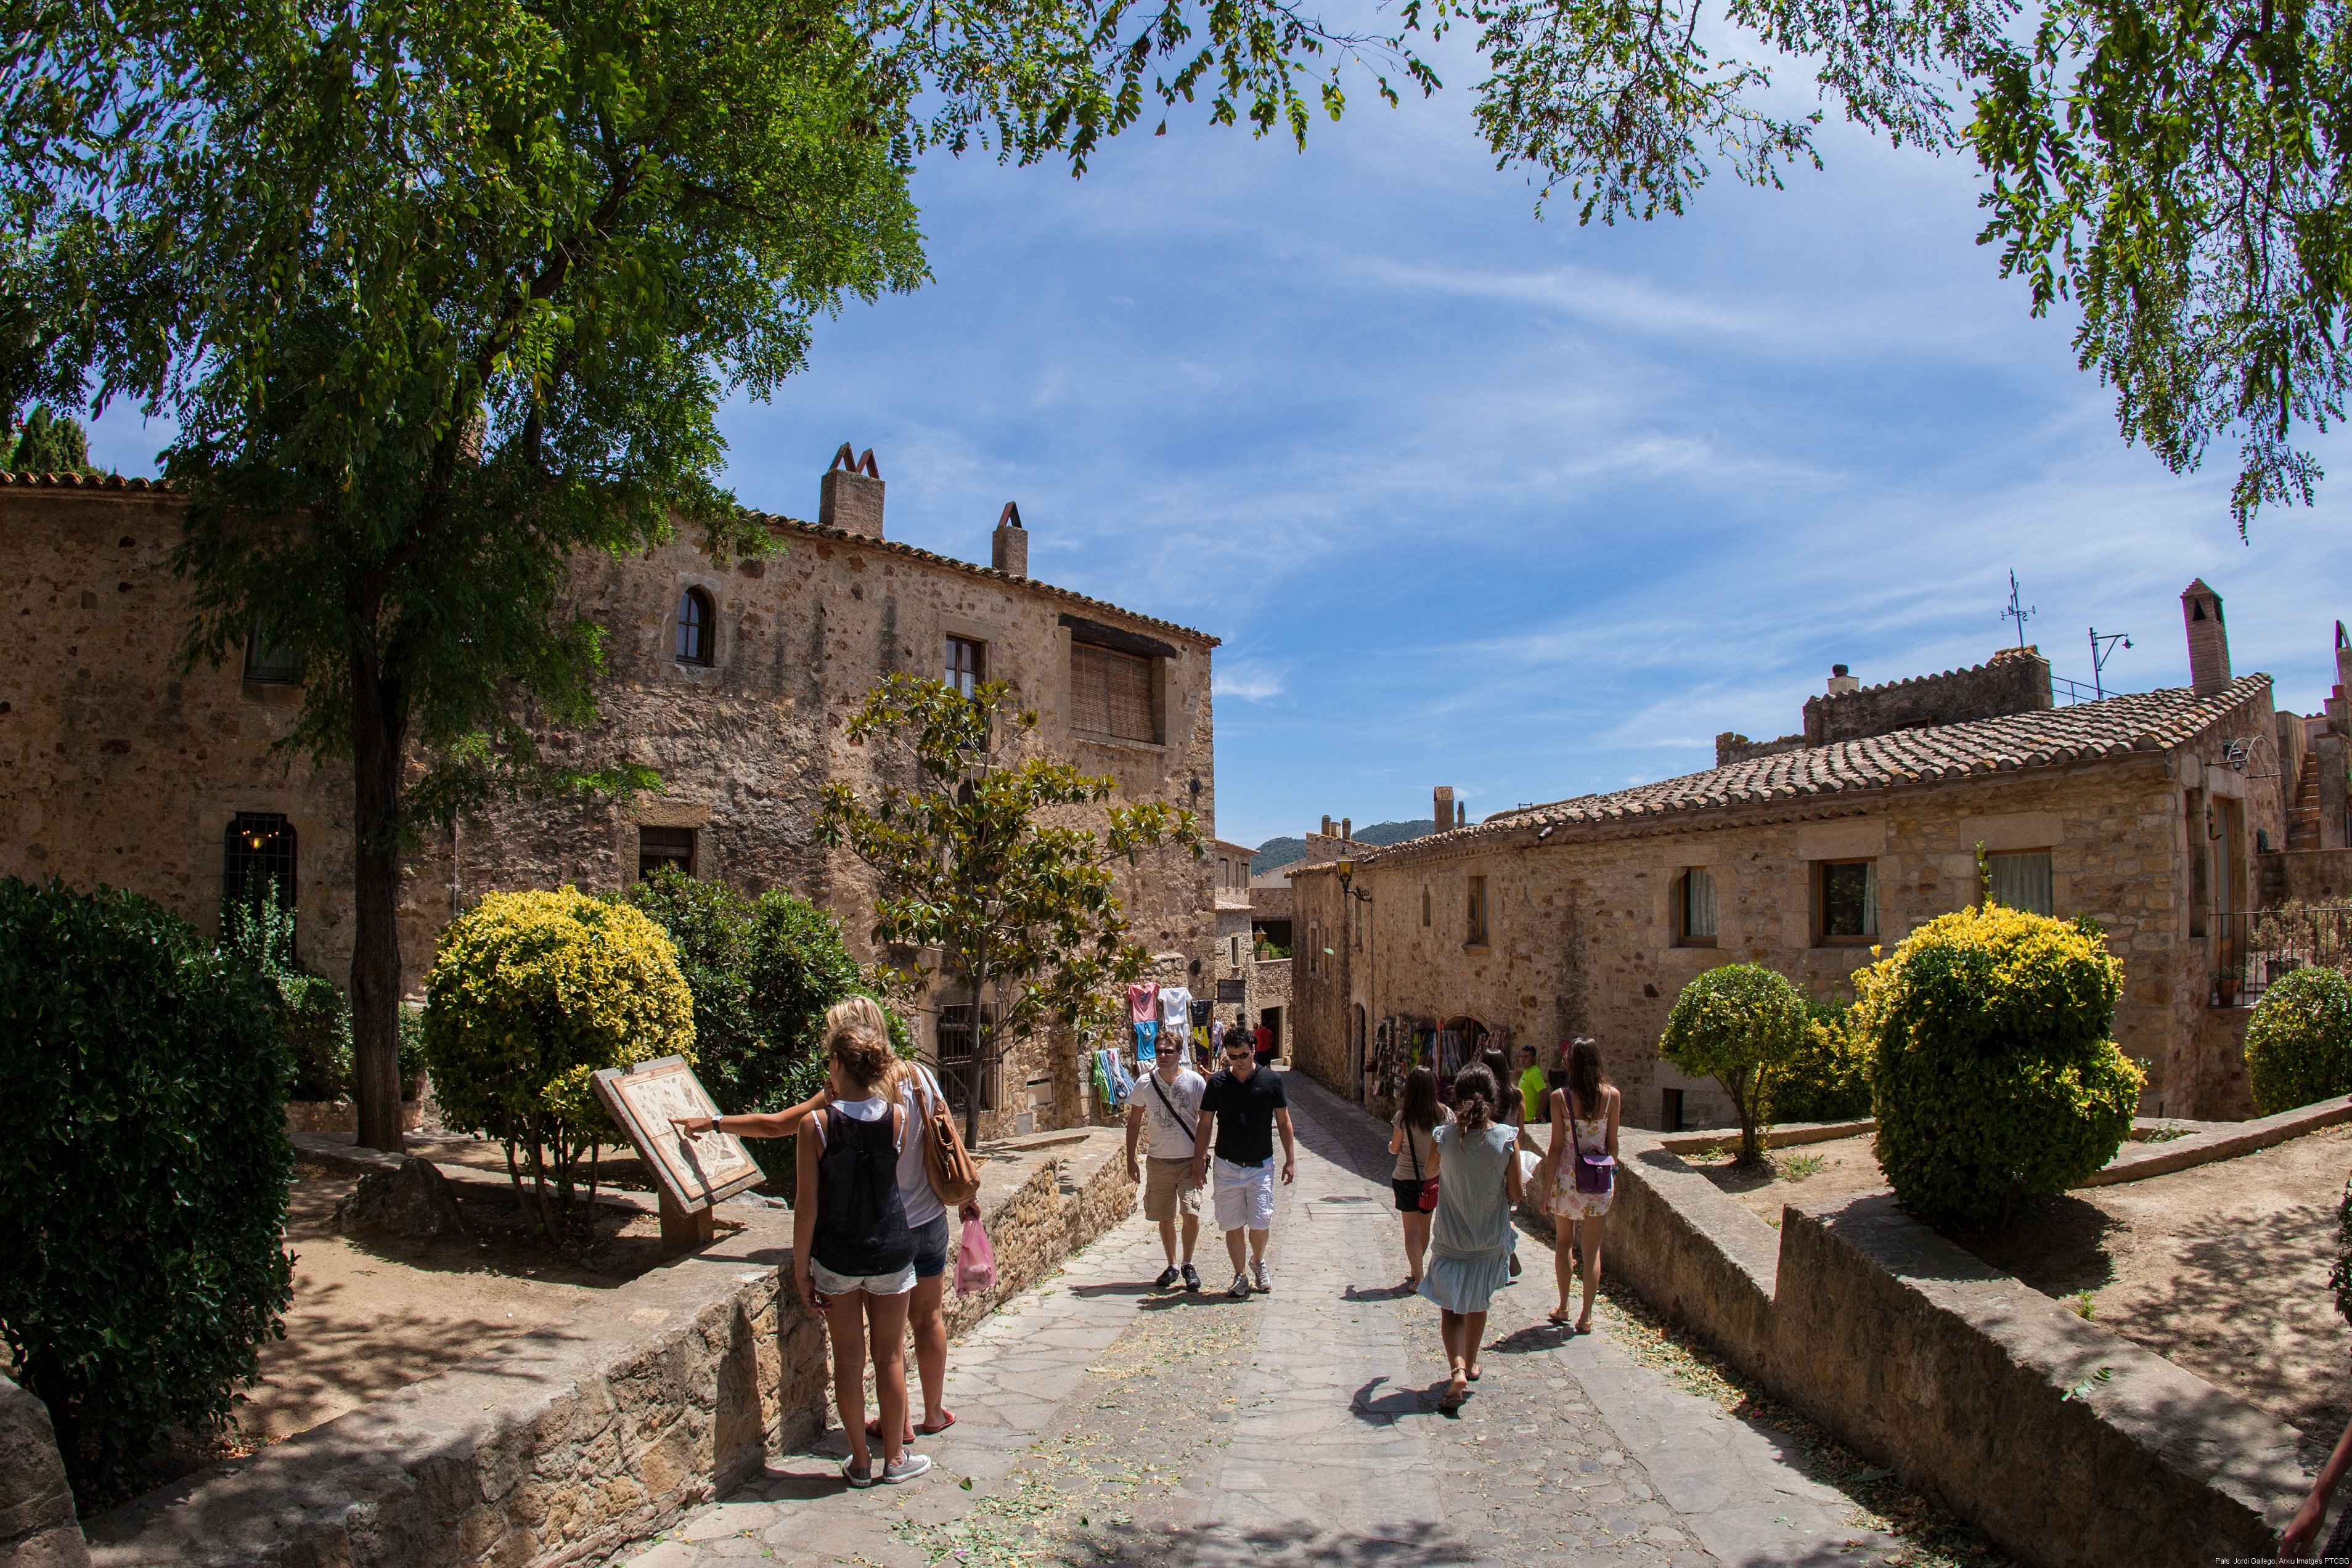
675, 587, 714, 666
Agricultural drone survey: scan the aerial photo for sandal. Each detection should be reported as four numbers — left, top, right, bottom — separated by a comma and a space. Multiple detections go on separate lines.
1466, 1365, 1482, 1382
1437, 1379, 1469, 1411
915, 1411, 957, 1436
1546, 1309, 1575, 1326
865, 1418, 917, 1445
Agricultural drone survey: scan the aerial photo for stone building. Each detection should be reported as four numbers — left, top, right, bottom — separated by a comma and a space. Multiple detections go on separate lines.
0, 454, 1220, 1138
1291, 582, 2292, 1126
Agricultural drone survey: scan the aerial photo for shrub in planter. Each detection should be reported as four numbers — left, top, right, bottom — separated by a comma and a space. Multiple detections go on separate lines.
613, 871, 900, 1178
2244, 966, 2352, 1115
1864, 906, 2141, 1227
0, 877, 293, 1501
1659, 963, 1809, 1163
1768, 1000, 1875, 1124
223, 889, 354, 1100
422, 888, 694, 1235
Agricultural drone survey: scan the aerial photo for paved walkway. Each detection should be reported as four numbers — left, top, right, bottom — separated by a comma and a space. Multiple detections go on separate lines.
610, 1072, 1905, 1567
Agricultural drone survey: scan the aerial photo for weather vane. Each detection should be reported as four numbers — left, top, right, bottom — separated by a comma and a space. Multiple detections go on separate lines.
2001, 570, 2036, 649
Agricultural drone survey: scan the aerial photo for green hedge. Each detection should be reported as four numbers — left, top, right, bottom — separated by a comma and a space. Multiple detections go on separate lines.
613, 871, 898, 1178
1864, 906, 2141, 1227
2244, 966, 2352, 1115
1768, 1001, 1875, 1124
0, 878, 293, 1501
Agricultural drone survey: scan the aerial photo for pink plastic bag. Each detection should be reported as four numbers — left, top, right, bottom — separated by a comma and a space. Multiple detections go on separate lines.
954, 1216, 998, 1294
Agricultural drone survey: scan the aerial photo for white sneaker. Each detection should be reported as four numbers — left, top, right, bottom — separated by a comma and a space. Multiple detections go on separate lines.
1228, 1270, 1251, 1299
882, 1453, 932, 1485
1251, 1259, 1270, 1292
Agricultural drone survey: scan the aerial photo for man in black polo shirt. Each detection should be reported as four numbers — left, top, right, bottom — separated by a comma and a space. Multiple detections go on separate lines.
1189, 1035, 1297, 1299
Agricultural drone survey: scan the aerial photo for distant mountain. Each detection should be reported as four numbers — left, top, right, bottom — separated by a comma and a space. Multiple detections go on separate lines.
1252, 819, 1437, 875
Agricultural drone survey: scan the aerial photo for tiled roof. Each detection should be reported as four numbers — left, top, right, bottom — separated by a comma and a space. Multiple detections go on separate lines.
0, 470, 171, 491
1370, 676, 2271, 862
753, 512, 1219, 648
0, 471, 1217, 647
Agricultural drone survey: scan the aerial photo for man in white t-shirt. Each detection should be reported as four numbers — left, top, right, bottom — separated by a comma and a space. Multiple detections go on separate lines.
1125, 1044, 1207, 1292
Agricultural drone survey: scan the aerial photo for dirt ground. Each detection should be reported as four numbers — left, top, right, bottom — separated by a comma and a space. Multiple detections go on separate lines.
1693, 1127, 2352, 1455
142, 1162, 686, 1493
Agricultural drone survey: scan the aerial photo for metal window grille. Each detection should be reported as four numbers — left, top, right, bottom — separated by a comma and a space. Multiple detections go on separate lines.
639, 826, 696, 878
1071, 642, 1156, 742
945, 635, 985, 699
934, 1005, 1000, 1112
224, 812, 296, 923
1987, 851, 2054, 916
676, 589, 713, 665
242, 627, 301, 684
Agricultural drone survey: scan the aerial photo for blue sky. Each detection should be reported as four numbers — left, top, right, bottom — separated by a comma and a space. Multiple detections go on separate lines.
84, 45, 2352, 851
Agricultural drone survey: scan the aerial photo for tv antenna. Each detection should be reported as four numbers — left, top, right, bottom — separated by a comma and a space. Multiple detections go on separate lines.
2088, 626, 2132, 699
2001, 570, 2036, 648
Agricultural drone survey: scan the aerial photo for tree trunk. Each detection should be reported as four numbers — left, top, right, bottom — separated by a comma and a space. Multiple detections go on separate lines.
349, 641, 409, 1154
963, 951, 987, 1149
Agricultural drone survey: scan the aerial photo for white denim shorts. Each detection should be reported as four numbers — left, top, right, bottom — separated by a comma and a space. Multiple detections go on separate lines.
810, 1256, 917, 1298
1212, 1157, 1276, 1233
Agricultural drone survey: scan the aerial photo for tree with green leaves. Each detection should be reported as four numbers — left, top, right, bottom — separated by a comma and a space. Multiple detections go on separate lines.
4, 404, 99, 475
1453, 0, 2352, 530
1, 0, 1428, 1151
1659, 962, 1808, 1164
819, 674, 1202, 1145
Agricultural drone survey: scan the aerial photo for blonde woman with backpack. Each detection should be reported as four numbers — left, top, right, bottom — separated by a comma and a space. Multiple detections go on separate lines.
1541, 1039, 1619, 1333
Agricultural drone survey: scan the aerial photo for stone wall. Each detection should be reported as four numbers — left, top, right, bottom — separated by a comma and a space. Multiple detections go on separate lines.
0, 481, 1219, 1141
1291, 722, 2287, 1125
1802, 647, 2052, 747
2263, 847, 2352, 902
1525, 1129, 2296, 1568
1712, 732, 1804, 767
1, 1374, 89, 1568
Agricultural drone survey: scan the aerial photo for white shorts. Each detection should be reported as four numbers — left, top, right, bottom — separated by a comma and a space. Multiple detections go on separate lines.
1212, 1157, 1276, 1233
810, 1256, 917, 1298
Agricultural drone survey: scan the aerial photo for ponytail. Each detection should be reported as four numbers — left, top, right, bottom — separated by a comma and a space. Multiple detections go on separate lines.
1452, 1064, 1499, 1133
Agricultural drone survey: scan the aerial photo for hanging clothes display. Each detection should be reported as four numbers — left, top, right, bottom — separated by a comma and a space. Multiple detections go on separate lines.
1127, 980, 1161, 1061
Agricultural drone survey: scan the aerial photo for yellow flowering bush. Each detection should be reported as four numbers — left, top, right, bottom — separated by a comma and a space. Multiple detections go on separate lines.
422, 888, 695, 1234
1863, 906, 2141, 1227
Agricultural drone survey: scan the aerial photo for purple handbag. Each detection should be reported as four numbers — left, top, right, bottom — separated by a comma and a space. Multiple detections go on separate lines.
1569, 1095, 1615, 1195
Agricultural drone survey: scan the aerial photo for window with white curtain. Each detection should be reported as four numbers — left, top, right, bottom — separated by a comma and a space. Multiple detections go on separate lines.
1679, 868, 1718, 945
1988, 851, 2054, 916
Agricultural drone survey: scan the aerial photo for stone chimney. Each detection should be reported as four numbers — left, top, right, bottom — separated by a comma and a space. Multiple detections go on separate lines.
1826, 663, 1860, 696
818, 444, 884, 539
1321, 815, 1333, 836
1434, 785, 1454, 833
1340, 817, 1352, 840
990, 501, 1027, 578
2182, 579, 2231, 696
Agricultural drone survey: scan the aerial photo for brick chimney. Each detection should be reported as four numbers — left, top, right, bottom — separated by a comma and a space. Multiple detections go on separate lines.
1434, 785, 1454, 833
819, 444, 884, 539
2182, 579, 2231, 696
990, 501, 1027, 578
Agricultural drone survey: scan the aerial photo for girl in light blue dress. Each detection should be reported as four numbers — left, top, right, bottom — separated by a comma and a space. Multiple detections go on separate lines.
1417, 1063, 1524, 1410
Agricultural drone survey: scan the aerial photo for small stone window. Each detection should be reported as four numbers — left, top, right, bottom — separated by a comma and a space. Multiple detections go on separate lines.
243, 625, 301, 684
936, 1005, 999, 1113
675, 587, 714, 666
1230, 934, 1243, 968
945, 635, 986, 700
1466, 876, 1490, 946
223, 812, 296, 928
639, 825, 697, 878
1676, 868, 1718, 947
1987, 850, 2054, 916
1421, 885, 1432, 928
1815, 859, 1878, 945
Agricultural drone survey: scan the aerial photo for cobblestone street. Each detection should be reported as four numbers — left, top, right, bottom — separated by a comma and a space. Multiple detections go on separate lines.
610, 1072, 1911, 1568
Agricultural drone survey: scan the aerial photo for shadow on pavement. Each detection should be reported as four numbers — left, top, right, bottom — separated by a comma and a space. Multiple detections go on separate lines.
1066, 1514, 1480, 1566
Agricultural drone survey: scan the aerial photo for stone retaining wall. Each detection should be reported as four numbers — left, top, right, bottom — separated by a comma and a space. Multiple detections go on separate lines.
85, 1127, 1135, 1568
1538, 1127, 2298, 1567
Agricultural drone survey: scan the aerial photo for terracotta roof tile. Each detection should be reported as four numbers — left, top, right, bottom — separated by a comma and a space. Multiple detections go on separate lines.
1380, 677, 2271, 860
0, 470, 170, 491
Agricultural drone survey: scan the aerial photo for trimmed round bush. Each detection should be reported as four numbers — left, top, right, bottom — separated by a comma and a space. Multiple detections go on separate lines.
422, 888, 695, 1203
1864, 906, 2142, 1227
0, 877, 293, 1501
2244, 965, 2352, 1115
1660, 963, 1809, 1162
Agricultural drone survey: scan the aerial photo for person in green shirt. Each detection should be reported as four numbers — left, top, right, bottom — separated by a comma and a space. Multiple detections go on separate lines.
1517, 1043, 1548, 1126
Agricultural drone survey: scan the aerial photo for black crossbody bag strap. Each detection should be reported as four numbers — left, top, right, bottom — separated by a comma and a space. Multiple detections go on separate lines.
1149, 1072, 1198, 1145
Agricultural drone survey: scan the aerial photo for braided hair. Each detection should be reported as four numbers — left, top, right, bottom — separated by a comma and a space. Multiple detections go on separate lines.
1452, 1064, 1500, 1133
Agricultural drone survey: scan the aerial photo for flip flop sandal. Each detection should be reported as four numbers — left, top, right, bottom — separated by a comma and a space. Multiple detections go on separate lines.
1437, 1384, 1468, 1411
1466, 1366, 1482, 1382
915, 1411, 957, 1436
865, 1419, 917, 1443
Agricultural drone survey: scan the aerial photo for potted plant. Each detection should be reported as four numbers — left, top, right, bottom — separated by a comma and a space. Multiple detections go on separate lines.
2216, 962, 2246, 1007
